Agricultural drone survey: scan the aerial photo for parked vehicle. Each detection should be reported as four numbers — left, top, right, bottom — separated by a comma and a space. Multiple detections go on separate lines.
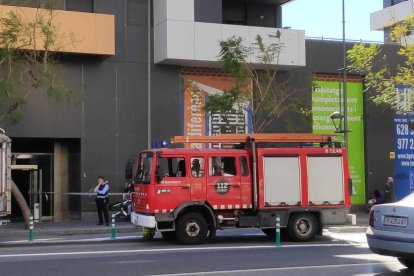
367, 192, 414, 271
130, 133, 352, 244
0, 129, 11, 218
109, 181, 133, 220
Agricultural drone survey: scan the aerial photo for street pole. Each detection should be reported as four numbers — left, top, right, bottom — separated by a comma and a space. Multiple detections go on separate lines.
147, 0, 152, 148
342, 0, 349, 151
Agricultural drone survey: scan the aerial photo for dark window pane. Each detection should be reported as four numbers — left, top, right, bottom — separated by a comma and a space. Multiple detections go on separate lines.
191, 157, 205, 178
1, 0, 39, 8
240, 156, 248, 177
222, 0, 246, 25
210, 156, 237, 176
158, 157, 186, 178
66, 0, 93, 12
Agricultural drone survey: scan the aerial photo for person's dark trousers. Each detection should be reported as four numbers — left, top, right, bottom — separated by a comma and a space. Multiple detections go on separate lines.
95, 198, 109, 225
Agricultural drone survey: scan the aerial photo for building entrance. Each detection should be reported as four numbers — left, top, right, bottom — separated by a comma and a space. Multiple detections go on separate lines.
11, 154, 54, 221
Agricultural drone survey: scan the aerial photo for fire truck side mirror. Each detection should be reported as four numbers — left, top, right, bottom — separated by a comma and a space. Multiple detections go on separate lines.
156, 165, 163, 183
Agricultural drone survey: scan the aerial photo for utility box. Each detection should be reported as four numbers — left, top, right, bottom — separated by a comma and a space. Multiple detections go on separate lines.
0, 130, 11, 218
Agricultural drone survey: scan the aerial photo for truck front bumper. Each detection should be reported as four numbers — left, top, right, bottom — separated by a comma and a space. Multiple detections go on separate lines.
131, 212, 156, 228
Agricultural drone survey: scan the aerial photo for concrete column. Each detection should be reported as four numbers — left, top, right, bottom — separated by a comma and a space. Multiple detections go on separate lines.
53, 142, 69, 221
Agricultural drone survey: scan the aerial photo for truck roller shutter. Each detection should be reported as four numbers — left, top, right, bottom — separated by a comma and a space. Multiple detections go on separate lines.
263, 157, 301, 206
307, 156, 344, 205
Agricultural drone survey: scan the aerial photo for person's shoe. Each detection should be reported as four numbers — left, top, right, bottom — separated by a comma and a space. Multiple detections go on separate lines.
97, 222, 103, 226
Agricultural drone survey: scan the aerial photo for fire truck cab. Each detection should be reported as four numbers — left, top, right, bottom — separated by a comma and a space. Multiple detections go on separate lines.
131, 134, 351, 244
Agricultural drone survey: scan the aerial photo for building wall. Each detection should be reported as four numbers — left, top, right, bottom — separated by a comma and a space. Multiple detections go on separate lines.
0, 1, 404, 218
3, 0, 153, 215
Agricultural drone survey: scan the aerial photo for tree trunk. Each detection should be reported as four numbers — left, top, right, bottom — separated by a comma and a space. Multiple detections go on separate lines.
11, 180, 30, 229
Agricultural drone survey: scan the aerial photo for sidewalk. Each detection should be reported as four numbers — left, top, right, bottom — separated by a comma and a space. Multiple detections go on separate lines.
327, 211, 369, 234
0, 219, 139, 239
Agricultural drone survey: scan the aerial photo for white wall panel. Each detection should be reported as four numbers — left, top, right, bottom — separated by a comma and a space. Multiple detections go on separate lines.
166, 20, 195, 60
195, 22, 222, 61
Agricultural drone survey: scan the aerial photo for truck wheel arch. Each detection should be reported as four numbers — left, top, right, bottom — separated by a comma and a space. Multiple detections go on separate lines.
173, 202, 216, 236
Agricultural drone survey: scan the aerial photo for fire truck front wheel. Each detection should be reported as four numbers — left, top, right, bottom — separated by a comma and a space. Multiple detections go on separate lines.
176, 212, 208, 245
288, 213, 318, 242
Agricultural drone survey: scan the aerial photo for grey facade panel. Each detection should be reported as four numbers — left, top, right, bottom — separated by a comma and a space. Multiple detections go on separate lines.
82, 62, 117, 136
126, 26, 148, 63
150, 65, 182, 143
126, 0, 148, 26
5, 92, 49, 138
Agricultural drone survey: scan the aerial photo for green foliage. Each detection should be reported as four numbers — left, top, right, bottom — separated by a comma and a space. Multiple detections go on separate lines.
204, 33, 301, 133
0, 1, 73, 125
347, 14, 414, 114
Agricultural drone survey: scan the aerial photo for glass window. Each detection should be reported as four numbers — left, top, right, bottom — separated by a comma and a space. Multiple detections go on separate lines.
1, 0, 39, 8
240, 156, 249, 176
209, 156, 237, 176
157, 157, 186, 178
191, 157, 205, 177
135, 153, 153, 184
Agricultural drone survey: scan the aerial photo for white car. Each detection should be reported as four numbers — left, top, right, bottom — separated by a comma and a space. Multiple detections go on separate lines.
367, 192, 414, 270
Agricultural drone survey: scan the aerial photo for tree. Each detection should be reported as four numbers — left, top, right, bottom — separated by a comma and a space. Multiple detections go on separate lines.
204, 33, 303, 133
347, 14, 414, 114
0, 0, 73, 124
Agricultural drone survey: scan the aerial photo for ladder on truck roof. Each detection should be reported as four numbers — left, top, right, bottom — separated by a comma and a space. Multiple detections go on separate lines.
171, 133, 336, 145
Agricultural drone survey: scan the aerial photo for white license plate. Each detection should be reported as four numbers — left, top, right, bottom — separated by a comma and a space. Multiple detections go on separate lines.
384, 216, 408, 227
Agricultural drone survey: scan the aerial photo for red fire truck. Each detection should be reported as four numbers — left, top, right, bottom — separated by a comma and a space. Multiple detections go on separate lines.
130, 134, 351, 244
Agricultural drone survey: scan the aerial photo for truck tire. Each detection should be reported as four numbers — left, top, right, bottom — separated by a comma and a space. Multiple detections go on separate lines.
288, 213, 318, 242
398, 258, 414, 271
176, 212, 208, 245
161, 231, 176, 241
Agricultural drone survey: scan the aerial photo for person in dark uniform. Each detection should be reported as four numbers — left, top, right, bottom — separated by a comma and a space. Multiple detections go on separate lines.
94, 176, 110, 226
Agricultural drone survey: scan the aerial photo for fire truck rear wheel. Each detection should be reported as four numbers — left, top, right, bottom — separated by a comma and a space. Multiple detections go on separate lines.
288, 213, 318, 242
176, 212, 208, 245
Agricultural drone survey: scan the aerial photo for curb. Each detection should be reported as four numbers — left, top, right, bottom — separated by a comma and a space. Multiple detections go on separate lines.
0, 227, 140, 239
0, 237, 142, 248
328, 226, 368, 233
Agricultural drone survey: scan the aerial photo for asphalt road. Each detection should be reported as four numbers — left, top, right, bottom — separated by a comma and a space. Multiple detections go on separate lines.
0, 230, 411, 276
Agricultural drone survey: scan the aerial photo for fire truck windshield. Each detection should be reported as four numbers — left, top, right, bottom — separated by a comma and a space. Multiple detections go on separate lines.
135, 153, 153, 184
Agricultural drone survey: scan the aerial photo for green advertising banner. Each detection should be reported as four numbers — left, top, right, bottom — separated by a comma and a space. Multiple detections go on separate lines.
312, 80, 366, 204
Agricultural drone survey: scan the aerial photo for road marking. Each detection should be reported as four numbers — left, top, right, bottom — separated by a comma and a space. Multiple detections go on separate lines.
149, 261, 400, 276
334, 254, 398, 262
0, 243, 357, 258
111, 260, 157, 264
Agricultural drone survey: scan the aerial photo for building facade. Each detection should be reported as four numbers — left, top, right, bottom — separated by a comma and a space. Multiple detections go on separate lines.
0, 0, 400, 221
371, 0, 411, 42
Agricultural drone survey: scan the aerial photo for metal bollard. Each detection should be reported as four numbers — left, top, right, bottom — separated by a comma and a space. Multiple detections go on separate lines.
111, 214, 116, 240
275, 215, 281, 247
29, 215, 34, 242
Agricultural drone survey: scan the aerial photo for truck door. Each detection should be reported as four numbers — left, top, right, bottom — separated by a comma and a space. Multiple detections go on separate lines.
240, 155, 252, 209
155, 156, 191, 213
207, 155, 242, 210
189, 157, 207, 201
